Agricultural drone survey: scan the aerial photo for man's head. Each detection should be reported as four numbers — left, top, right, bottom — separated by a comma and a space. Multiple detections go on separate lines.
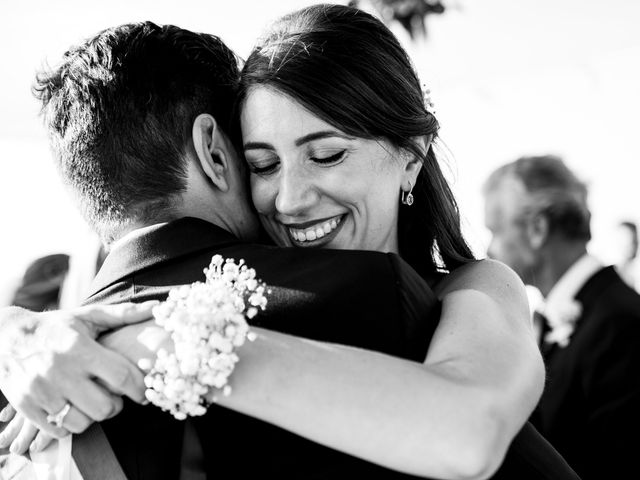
34, 22, 258, 244
483, 155, 590, 285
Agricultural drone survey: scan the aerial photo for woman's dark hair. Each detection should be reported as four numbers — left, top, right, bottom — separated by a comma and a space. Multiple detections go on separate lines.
237, 4, 474, 275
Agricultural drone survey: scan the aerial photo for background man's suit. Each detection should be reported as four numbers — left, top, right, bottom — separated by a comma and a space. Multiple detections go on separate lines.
533, 266, 640, 479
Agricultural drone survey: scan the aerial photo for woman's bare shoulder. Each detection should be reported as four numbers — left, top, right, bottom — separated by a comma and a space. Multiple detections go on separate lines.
435, 259, 529, 316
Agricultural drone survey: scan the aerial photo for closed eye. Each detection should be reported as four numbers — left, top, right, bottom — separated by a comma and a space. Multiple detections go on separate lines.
311, 150, 346, 165
248, 158, 279, 175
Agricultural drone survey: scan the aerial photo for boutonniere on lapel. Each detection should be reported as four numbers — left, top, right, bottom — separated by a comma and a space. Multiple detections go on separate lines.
543, 299, 583, 348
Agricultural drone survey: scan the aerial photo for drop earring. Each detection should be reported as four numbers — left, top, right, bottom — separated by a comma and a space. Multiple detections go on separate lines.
401, 181, 414, 206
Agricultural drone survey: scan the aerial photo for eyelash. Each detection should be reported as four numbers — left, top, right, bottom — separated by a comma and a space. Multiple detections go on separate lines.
248, 149, 347, 175
250, 161, 278, 175
311, 150, 346, 165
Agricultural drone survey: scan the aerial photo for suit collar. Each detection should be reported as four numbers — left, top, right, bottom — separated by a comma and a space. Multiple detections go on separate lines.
574, 265, 619, 306
88, 217, 239, 298
540, 264, 617, 355
541, 254, 602, 323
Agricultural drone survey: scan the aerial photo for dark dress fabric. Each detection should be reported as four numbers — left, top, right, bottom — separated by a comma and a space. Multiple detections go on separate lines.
531, 266, 640, 480
83, 217, 578, 479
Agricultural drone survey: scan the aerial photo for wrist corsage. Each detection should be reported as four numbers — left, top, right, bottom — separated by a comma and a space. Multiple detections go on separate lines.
141, 255, 268, 420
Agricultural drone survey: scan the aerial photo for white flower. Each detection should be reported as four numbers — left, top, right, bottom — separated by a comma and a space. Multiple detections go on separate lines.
143, 256, 268, 419
543, 299, 582, 348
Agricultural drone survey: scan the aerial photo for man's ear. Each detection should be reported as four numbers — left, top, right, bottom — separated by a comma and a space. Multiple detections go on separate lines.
192, 113, 230, 192
527, 212, 550, 250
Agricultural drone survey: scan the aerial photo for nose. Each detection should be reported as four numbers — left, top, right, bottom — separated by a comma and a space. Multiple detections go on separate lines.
275, 163, 318, 218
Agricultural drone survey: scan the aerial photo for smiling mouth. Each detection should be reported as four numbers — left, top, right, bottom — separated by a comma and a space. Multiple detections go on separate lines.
285, 215, 345, 245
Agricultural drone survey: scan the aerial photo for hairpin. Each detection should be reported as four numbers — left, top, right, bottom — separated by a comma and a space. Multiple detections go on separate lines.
422, 84, 436, 116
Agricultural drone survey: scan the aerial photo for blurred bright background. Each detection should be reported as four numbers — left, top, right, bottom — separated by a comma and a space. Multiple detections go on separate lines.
2, 0, 639, 304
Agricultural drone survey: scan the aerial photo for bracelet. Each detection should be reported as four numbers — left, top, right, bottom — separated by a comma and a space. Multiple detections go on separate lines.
142, 255, 267, 420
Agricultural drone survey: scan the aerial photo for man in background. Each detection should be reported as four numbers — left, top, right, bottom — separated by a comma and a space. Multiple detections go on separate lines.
483, 154, 640, 479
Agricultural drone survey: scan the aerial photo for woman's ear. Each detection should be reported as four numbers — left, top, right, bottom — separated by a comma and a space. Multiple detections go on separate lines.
402, 134, 432, 187
192, 113, 230, 192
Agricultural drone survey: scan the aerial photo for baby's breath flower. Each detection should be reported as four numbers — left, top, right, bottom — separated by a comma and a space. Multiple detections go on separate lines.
143, 256, 267, 420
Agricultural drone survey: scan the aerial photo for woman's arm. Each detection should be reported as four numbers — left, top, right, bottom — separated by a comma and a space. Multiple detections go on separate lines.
1, 259, 540, 479
102, 259, 541, 480
199, 259, 542, 480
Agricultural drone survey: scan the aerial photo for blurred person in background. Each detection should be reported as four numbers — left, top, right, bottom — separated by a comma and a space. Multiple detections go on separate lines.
483, 154, 640, 480
612, 220, 639, 291
9, 254, 69, 312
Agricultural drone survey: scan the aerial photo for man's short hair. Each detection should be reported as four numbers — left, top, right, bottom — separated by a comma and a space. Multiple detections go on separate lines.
484, 155, 591, 241
34, 22, 240, 242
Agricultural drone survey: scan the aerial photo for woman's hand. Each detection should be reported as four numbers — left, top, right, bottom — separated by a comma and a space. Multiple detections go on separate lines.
0, 302, 156, 438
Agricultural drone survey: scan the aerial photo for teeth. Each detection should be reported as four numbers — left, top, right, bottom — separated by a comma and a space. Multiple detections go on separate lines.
288, 216, 342, 243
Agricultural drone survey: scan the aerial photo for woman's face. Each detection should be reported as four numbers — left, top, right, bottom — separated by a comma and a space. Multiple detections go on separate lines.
241, 86, 411, 253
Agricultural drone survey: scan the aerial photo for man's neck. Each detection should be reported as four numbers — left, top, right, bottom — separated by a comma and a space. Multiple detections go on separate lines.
106, 221, 170, 252
105, 213, 234, 252
534, 241, 588, 297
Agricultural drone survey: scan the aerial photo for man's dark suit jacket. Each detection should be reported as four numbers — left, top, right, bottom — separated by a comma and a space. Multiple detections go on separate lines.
80, 217, 578, 480
532, 266, 640, 479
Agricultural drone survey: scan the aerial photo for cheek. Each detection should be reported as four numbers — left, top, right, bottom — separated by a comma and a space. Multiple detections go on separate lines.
250, 177, 274, 215
366, 180, 400, 217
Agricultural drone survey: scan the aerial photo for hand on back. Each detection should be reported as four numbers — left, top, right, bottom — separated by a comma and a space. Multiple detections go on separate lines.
0, 302, 156, 454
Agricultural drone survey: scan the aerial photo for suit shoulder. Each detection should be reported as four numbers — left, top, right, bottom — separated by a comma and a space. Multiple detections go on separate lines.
592, 270, 640, 320
231, 244, 404, 280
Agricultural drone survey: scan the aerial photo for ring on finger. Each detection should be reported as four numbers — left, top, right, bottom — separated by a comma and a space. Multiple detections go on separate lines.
46, 403, 72, 428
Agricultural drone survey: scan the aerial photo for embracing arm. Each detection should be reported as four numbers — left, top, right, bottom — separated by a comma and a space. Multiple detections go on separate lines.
1, 260, 541, 479
205, 259, 543, 479
96, 259, 539, 479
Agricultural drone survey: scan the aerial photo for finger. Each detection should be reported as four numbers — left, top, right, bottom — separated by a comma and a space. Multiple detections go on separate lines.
0, 403, 16, 423
29, 430, 55, 454
67, 381, 122, 423
9, 421, 39, 455
90, 347, 146, 403
137, 358, 153, 373
106, 395, 124, 419
56, 405, 93, 434
75, 301, 159, 332
9, 401, 68, 439
0, 413, 23, 448
10, 377, 71, 438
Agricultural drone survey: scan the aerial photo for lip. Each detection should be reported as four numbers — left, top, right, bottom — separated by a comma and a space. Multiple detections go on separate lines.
282, 214, 346, 248
281, 214, 343, 230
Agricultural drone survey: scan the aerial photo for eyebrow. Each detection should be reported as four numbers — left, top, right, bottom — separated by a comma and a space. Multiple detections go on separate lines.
243, 130, 355, 151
